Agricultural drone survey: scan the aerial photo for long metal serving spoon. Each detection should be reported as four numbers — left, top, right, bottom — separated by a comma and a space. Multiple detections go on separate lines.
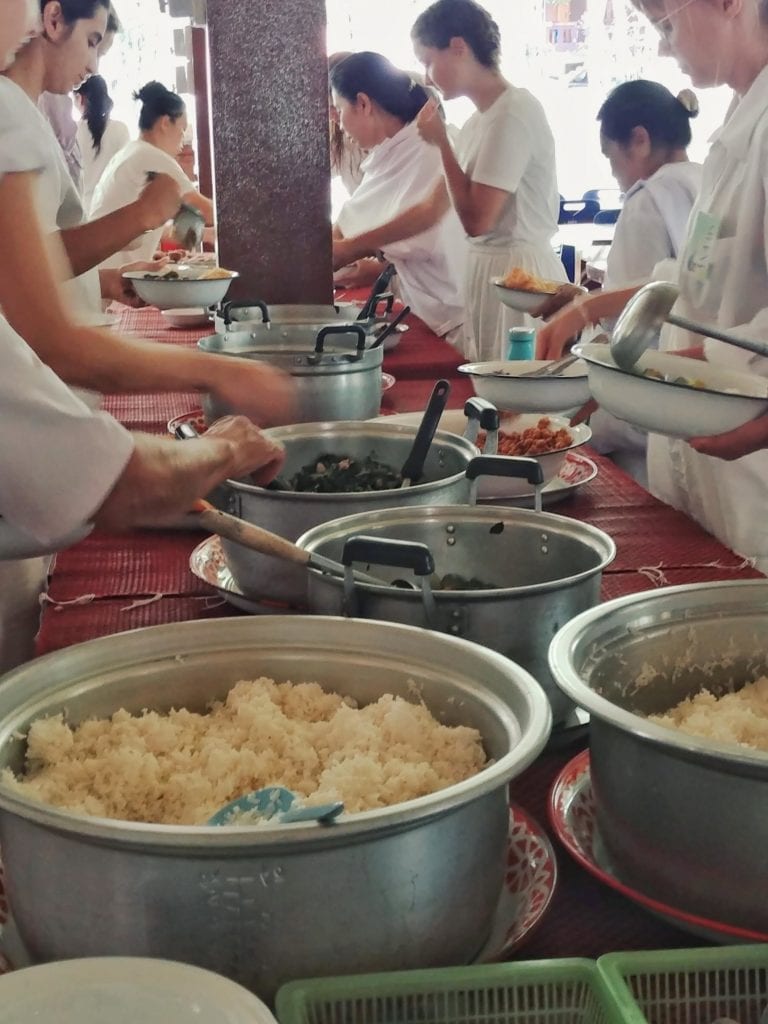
611, 281, 768, 370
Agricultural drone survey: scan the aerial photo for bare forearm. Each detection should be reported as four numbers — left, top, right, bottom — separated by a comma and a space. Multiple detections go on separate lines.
95, 434, 239, 530
59, 199, 151, 275
338, 185, 448, 262
436, 136, 474, 232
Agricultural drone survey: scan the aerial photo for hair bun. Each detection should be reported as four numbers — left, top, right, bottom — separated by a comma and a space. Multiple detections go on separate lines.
677, 89, 699, 118
133, 81, 166, 104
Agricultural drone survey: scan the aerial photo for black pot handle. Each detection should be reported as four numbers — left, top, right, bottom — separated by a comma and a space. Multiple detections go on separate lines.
341, 535, 435, 575
465, 454, 544, 485
367, 292, 395, 320
463, 398, 499, 455
314, 323, 367, 355
221, 299, 270, 326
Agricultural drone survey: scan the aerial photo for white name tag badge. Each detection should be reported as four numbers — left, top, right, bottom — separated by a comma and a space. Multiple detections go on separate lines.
683, 210, 721, 290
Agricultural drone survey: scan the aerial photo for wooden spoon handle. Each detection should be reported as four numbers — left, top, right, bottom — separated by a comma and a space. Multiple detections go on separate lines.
195, 506, 310, 567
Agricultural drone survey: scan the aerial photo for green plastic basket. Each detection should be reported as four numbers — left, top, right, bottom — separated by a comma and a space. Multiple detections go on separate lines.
598, 946, 768, 1024
275, 959, 624, 1024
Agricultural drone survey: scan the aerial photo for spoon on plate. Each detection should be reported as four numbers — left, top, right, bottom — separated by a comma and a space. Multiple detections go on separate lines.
207, 785, 344, 826
399, 378, 451, 488
611, 281, 768, 371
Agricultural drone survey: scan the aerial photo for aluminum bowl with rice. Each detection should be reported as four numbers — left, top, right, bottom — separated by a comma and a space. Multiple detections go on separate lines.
548, 579, 768, 934
0, 615, 551, 999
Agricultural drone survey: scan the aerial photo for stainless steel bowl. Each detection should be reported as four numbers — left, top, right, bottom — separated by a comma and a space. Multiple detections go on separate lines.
548, 579, 768, 933
0, 616, 551, 999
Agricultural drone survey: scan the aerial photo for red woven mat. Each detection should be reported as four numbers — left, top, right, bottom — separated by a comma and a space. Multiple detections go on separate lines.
47, 529, 207, 602
36, 595, 237, 656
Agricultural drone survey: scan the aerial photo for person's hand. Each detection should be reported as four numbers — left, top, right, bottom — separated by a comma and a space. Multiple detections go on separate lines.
203, 415, 286, 484
100, 259, 169, 307
135, 173, 182, 232
333, 236, 364, 271
535, 292, 600, 359
415, 96, 447, 147
531, 283, 586, 321
688, 412, 768, 461
208, 360, 298, 428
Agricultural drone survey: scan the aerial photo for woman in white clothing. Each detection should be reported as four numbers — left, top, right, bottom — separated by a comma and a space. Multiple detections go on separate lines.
538, 0, 768, 571
330, 51, 465, 340
588, 79, 703, 485
74, 73, 129, 212
91, 80, 214, 267
333, 0, 566, 361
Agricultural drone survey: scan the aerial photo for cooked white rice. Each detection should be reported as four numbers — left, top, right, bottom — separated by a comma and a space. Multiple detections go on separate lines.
648, 675, 768, 751
2, 678, 487, 825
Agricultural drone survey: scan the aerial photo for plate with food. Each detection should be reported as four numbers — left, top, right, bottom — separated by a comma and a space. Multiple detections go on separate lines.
493, 268, 562, 313
122, 266, 238, 310
549, 750, 768, 945
574, 342, 768, 439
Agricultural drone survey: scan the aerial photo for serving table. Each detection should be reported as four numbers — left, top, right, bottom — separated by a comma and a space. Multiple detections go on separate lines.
33, 303, 764, 961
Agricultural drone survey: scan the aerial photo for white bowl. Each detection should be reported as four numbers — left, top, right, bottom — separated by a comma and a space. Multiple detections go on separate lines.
0, 957, 277, 1024
459, 359, 592, 413
492, 279, 558, 313
375, 409, 590, 498
160, 307, 213, 328
123, 270, 238, 311
575, 342, 768, 439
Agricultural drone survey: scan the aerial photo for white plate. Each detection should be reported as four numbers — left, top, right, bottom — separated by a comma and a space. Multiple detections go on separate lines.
375, 409, 591, 497
480, 451, 598, 507
492, 279, 557, 313
0, 955, 277, 1023
0, 803, 556, 973
575, 342, 768, 439
190, 536, 306, 614
459, 359, 592, 413
160, 307, 212, 328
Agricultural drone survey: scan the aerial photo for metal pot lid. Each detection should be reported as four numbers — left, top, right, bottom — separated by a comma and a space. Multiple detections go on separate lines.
298, 504, 616, 596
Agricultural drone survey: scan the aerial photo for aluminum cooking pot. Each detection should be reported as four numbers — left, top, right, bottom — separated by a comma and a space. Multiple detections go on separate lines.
297, 457, 615, 724
0, 616, 551, 1000
221, 416, 483, 604
199, 323, 384, 424
548, 579, 768, 934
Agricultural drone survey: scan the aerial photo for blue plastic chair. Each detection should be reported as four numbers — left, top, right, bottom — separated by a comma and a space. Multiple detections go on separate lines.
582, 188, 623, 209
593, 208, 621, 225
558, 199, 600, 225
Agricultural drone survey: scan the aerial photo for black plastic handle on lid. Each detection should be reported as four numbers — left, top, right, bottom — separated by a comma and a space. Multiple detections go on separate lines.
465, 454, 544, 486
357, 263, 397, 321
400, 378, 451, 486
221, 299, 270, 326
464, 397, 500, 432
342, 535, 435, 577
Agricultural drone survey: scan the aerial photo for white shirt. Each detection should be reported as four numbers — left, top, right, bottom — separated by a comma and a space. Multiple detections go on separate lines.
455, 84, 560, 249
91, 138, 193, 268
78, 117, 131, 215
648, 64, 768, 570
337, 121, 466, 336
0, 77, 134, 557
604, 161, 702, 290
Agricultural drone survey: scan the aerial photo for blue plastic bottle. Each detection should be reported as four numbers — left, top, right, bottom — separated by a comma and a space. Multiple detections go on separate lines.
507, 327, 535, 361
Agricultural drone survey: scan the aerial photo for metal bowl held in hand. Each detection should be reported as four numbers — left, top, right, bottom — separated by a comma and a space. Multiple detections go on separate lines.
199, 323, 384, 425
548, 579, 768, 933
297, 455, 616, 724
223, 419, 478, 605
0, 616, 552, 1001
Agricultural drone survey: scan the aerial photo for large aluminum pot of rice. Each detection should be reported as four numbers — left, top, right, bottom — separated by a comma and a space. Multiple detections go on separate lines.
548, 579, 768, 934
224, 420, 477, 604
0, 616, 551, 1000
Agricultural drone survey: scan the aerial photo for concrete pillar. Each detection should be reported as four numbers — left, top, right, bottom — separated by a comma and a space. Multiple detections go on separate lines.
206, 0, 332, 304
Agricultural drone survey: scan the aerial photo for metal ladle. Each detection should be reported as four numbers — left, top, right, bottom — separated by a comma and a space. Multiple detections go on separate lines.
611, 281, 768, 370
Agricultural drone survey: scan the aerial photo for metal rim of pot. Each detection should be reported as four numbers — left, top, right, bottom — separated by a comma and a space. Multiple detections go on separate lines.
548, 578, 768, 772
224, 420, 482, 500
0, 616, 552, 849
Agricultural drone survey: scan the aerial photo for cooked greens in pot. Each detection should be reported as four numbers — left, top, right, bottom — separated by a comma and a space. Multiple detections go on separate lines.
272, 452, 403, 493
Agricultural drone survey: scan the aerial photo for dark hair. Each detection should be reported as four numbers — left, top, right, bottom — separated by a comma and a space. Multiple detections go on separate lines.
40, 0, 110, 21
132, 80, 185, 132
411, 0, 500, 70
328, 51, 353, 167
74, 74, 112, 153
106, 4, 121, 34
330, 52, 429, 125
598, 79, 697, 150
